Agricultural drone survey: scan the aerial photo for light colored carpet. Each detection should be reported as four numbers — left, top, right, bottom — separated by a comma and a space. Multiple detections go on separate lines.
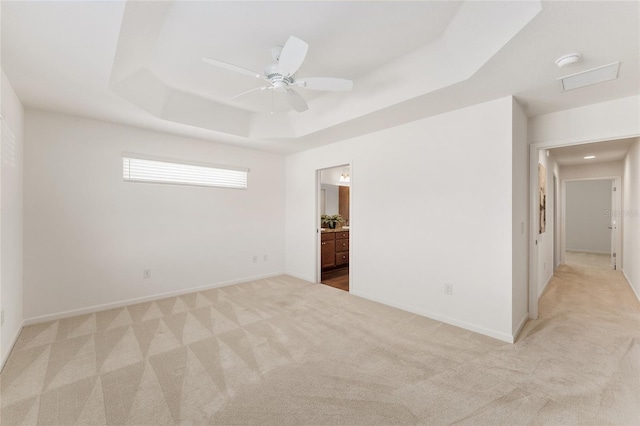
1, 265, 639, 425
565, 250, 613, 270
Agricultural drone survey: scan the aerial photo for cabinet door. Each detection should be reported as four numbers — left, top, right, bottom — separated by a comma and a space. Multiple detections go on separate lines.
321, 240, 335, 268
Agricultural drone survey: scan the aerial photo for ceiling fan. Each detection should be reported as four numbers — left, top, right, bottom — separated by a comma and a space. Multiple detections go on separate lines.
202, 36, 353, 113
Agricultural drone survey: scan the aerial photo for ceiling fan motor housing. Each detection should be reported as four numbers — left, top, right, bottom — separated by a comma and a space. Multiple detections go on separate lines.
264, 63, 294, 90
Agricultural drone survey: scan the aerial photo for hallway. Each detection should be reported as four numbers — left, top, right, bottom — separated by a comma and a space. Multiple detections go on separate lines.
539, 251, 635, 316
517, 251, 640, 422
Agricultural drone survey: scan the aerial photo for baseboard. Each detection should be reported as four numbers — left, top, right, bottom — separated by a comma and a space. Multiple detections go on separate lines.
512, 313, 529, 342
350, 290, 515, 343
566, 249, 610, 255
24, 271, 285, 326
283, 270, 316, 283
538, 273, 554, 300
622, 270, 640, 303
1, 320, 25, 373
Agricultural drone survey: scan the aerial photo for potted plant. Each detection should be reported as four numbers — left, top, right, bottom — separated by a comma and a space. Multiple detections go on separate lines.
321, 214, 344, 229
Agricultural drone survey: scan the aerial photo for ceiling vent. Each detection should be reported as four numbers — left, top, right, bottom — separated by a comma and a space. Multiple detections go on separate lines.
559, 62, 620, 91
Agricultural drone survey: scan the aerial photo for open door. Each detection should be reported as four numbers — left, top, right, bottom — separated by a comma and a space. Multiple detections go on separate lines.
610, 179, 618, 270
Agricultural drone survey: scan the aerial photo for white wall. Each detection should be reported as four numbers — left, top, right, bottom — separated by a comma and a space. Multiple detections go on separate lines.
529, 95, 640, 146
565, 180, 612, 253
286, 97, 519, 342
622, 139, 640, 300
560, 161, 623, 181
1, 71, 24, 369
511, 98, 529, 335
24, 111, 285, 321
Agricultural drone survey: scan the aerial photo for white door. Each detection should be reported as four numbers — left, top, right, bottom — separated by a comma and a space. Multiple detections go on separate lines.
610, 179, 617, 270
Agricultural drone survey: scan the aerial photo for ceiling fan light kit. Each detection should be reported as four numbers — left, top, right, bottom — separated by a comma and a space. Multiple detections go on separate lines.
203, 36, 353, 113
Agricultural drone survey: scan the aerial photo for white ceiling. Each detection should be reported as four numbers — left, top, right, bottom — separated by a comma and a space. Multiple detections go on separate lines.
152, 1, 461, 113
550, 137, 636, 166
2, 1, 639, 154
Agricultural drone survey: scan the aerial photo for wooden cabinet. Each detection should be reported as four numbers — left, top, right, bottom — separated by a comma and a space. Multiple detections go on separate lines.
321, 233, 335, 269
321, 230, 349, 270
339, 186, 350, 224
335, 231, 349, 267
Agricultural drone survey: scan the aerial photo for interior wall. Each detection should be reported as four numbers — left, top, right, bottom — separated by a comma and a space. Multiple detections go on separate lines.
1, 71, 24, 368
622, 139, 640, 300
286, 97, 517, 341
511, 98, 529, 335
529, 95, 640, 146
565, 180, 612, 253
559, 160, 623, 180
23, 110, 285, 321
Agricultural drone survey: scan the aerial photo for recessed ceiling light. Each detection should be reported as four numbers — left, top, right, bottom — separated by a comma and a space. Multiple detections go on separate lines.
559, 62, 620, 91
555, 52, 581, 68
584, 155, 596, 159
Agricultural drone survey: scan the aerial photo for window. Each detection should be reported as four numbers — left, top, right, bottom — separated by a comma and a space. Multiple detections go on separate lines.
122, 155, 248, 189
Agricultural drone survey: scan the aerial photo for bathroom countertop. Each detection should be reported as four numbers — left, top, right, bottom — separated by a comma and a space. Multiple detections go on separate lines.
320, 227, 349, 233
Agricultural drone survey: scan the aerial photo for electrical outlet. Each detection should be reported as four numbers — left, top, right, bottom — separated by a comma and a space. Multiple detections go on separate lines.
252, 256, 258, 263
143, 269, 151, 279
444, 283, 453, 296
263, 254, 269, 262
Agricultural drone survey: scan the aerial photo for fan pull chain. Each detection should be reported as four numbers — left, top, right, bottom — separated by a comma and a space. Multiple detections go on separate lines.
271, 90, 274, 115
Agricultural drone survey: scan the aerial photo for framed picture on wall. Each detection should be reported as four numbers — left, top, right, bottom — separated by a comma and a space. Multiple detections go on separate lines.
539, 163, 546, 234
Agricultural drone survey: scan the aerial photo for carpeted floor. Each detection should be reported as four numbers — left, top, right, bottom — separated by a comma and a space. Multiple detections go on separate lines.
1, 256, 639, 425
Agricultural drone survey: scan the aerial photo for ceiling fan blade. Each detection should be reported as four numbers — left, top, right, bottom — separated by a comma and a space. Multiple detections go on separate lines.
202, 57, 263, 79
229, 86, 271, 101
285, 88, 308, 112
296, 77, 353, 91
277, 36, 308, 76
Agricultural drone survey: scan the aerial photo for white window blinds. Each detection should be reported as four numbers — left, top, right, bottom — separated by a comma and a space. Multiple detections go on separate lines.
122, 155, 248, 189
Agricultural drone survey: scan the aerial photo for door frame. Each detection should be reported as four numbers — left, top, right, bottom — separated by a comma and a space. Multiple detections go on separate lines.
553, 173, 560, 270
315, 163, 351, 286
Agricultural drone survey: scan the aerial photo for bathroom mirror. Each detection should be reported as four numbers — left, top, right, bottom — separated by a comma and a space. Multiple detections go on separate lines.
320, 165, 350, 224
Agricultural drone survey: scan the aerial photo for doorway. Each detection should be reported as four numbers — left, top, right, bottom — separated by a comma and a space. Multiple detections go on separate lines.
565, 179, 612, 256
529, 138, 632, 320
317, 164, 350, 291
563, 178, 620, 270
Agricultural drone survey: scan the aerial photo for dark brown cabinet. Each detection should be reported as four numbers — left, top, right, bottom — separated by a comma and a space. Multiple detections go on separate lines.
321, 230, 349, 270
321, 233, 335, 269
